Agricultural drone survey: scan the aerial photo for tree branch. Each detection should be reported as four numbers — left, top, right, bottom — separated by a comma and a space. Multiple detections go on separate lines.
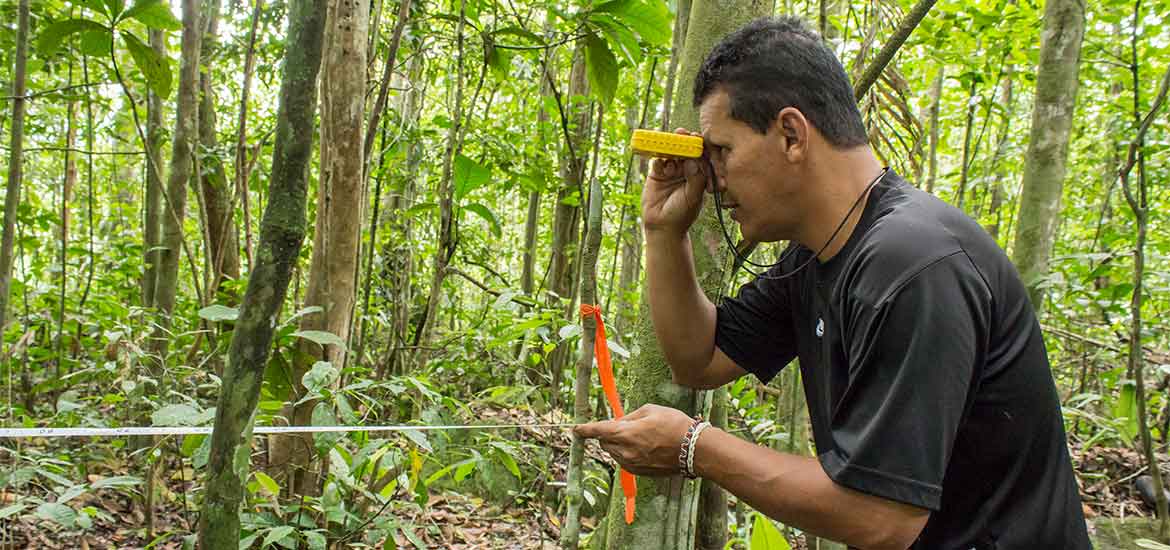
853, 0, 939, 101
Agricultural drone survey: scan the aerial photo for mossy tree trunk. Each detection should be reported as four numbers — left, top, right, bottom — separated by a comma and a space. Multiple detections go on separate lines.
1010, 0, 1085, 311
196, 0, 328, 545
601, 0, 771, 547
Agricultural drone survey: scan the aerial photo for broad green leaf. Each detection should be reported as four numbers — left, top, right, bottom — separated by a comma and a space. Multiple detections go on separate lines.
198, 304, 240, 322
464, 203, 502, 237
607, 338, 630, 359
152, 403, 199, 426
401, 428, 432, 453
78, 28, 114, 57
1112, 381, 1138, 445
311, 402, 343, 456
57, 485, 88, 504
122, 0, 181, 30
120, 30, 172, 99
253, 472, 280, 496
584, 32, 619, 106
453, 154, 492, 200
90, 475, 142, 490
749, 513, 790, 550
1136, 539, 1170, 550
454, 458, 477, 481
262, 525, 295, 548
559, 324, 582, 340
181, 434, 205, 457
104, 0, 126, 19
588, 14, 642, 66
37, 19, 109, 57
591, 0, 671, 46
0, 503, 26, 520
36, 502, 76, 528
306, 531, 328, 550
292, 330, 347, 349
302, 361, 338, 396
405, 202, 438, 218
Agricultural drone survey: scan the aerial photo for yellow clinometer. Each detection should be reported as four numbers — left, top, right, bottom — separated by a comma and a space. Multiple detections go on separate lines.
630, 129, 704, 158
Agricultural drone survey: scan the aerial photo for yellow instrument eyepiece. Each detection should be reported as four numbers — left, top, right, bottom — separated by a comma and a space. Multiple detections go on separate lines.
630, 129, 704, 159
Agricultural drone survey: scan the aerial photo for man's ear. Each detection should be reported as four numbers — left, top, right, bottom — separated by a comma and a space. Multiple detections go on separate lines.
775, 107, 808, 163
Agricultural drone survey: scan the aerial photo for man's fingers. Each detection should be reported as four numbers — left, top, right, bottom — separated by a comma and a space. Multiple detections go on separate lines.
574, 420, 619, 439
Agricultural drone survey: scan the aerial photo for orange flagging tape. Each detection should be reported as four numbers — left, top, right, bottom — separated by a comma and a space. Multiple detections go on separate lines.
580, 304, 636, 524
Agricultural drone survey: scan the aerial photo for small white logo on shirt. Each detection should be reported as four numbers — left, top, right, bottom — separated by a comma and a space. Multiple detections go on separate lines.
815, 318, 824, 338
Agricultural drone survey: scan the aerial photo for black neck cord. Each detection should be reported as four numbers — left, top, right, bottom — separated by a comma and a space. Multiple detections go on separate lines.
711, 164, 889, 281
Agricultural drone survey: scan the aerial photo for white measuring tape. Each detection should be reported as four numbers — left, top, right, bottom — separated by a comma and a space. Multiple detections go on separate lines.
0, 423, 579, 439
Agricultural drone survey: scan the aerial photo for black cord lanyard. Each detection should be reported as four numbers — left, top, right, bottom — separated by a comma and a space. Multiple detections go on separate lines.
711, 164, 889, 281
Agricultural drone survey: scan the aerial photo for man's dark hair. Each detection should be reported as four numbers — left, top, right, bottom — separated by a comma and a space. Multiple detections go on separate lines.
693, 16, 869, 148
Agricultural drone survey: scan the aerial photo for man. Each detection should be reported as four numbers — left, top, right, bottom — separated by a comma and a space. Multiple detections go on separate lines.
575, 16, 1090, 549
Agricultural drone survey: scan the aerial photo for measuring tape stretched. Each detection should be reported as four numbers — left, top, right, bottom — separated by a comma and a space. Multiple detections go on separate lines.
580, 304, 637, 525
0, 423, 578, 439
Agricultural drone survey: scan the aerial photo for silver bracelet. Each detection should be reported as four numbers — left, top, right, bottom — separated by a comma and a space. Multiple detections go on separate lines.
685, 421, 712, 479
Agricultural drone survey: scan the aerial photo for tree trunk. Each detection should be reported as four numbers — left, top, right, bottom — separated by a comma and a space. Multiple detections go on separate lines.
1009, 0, 1085, 311
601, 0, 769, 546
199, 0, 242, 297
143, 30, 166, 308
696, 388, 729, 549
270, 0, 369, 498
925, 69, 943, 195
659, 0, 691, 132
234, 0, 263, 272
197, 0, 327, 545
415, 0, 467, 357
547, 44, 591, 409
562, 102, 605, 550
985, 69, 1014, 241
955, 74, 978, 209
151, 0, 203, 358
0, 0, 30, 334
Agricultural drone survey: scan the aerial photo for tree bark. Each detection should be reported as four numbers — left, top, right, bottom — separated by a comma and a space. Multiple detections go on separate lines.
143, 30, 166, 308
150, 0, 203, 358
235, 0, 264, 271
925, 68, 943, 195
985, 69, 1014, 240
270, 0, 369, 498
0, 0, 30, 334
602, 0, 768, 546
197, 0, 327, 545
198, 0, 242, 297
546, 44, 591, 409
955, 74, 979, 209
1009, 0, 1085, 311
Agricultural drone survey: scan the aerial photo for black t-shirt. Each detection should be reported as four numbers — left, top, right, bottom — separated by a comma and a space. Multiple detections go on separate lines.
715, 172, 1090, 549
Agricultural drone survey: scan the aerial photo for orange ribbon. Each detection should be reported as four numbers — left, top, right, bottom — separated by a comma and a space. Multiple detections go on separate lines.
579, 304, 636, 524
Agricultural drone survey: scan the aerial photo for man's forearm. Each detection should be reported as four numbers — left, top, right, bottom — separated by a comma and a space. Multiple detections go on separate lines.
693, 428, 928, 550
644, 228, 718, 373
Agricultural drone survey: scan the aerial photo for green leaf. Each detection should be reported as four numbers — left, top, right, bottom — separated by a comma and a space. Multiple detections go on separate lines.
1135, 539, 1170, 550
0, 503, 26, 520
262, 525, 295, 548
36, 502, 76, 528
1113, 381, 1138, 445
405, 202, 438, 218
91, 475, 142, 490
453, 154, 492, 201
78, 28, 114, 57
122, 0, 182, 30
152, 403, 200, 426
401, 428, 432, 453
464, 203, 502, 237
37, 19, 109, 57
120, 30, 172, 99
104, 0, 126, 19
292, 330, 347, 349
588, 14, 642, 66
749, 513, 790, 550
302, 361, 338, 396
454, 458, 477, 481
312, 402, 343, 456
584, 32, 619, 106
591, 0, 671, 46
180, 434, 205, 457
253, 472, 280, 496
305, 531, 328, 550
198, 304, 240, 322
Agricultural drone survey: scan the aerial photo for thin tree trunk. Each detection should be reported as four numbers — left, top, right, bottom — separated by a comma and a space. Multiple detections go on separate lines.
925, 69, 943, 194
143, 29, 165, 308
1009, 0, 1085, 311
151, 0, 203, 358
696, 388, 729, 549
546, 45, 591, 409
199, 0, 242, 296
659, 0, 691, 132
271, 0, 369, 498
985, 69, 1014, 240
955, 75, 978, 209
0, 0, 30, 334
235, 0, 264, 271
415, 0, 467, 357
57, 62, 77, 370
562, 101, 605, 550
197, 0, 327, 545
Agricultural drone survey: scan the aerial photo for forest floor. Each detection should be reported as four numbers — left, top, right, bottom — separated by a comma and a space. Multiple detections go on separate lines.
0, 412, 1163, 549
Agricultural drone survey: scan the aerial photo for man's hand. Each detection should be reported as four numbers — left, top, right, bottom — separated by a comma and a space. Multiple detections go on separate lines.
641, 129, 709, 236
574, 404, 695, 476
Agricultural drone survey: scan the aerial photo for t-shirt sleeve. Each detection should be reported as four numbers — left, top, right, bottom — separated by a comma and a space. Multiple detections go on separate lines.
714, 267, 799, 384
818, 252, 990, 511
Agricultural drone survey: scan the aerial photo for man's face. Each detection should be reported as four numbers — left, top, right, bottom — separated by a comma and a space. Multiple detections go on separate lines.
698, 89, 799, 243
